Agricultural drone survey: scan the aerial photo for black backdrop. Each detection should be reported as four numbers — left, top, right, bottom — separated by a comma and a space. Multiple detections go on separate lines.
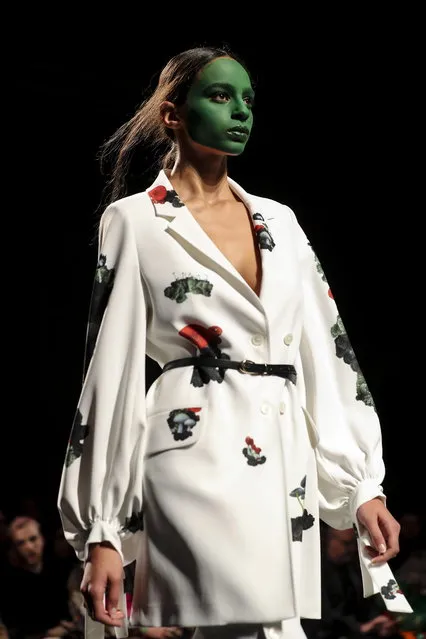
7, 19, 422, 527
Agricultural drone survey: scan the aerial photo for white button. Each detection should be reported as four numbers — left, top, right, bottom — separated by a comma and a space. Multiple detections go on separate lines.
279, 402, 286, 415
260, 403, 270, 415
283, 334, 293, 346
251, 334, 264, 346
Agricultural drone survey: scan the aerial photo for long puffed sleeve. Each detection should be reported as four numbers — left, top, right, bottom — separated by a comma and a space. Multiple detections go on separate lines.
290, 209, 385, 530
58, 204, 146, 566
291, 208, 413, 613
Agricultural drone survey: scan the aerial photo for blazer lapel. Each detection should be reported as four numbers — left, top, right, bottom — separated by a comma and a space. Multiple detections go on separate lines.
147, 170, 278, 316
227, 177, 280, 321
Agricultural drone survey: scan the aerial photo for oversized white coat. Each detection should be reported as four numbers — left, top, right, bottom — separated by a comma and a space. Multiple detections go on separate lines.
58, 170, 411, 631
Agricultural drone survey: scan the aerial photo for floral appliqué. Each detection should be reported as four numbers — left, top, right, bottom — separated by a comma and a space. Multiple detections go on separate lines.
84, 253, 115, 378
252, 212, 275, 251
289, 475, 315, 541
381, 579, 403, 600
65, 409, 90, 467
178, 323, 230, 387
167, 408, 201, 441
164, 275, 213, 303
122, 510, 144, 533
311, 247, 334, 299
331, 315, 376, 410
309, 242, 376, 411
242, 436, 266, 466
148, 185, 184, 208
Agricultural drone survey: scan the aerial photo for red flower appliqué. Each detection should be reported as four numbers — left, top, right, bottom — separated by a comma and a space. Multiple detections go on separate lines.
328, 289, 334, 299
243, 436, 266, 466
245, 436, 261, 454
148, 185, 168, 204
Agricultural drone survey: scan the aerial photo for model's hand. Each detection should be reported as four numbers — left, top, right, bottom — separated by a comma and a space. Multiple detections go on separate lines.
357, 498, 400, 565
80, 542, 125, 627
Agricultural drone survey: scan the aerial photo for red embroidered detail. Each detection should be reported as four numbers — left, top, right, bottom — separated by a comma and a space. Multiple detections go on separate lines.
243, 436, 266, 466
148, 185, 168, 203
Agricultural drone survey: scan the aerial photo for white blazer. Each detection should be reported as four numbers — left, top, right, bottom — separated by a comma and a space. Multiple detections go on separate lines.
58, 170, 411, 632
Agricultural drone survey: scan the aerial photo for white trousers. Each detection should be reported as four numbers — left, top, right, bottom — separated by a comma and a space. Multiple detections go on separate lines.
193, 618, 307, 639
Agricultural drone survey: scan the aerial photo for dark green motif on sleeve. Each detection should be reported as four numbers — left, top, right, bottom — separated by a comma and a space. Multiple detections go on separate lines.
309, 244, 334, 299
122, 510, 144, 533
83, 254, 115, 379
164, 276, 213, 303
95, 254, 115, 285
309, 243, 376, 411
289, 476, 315, 542
331, 316, 376, 410
65, 409, 90, 467
312, 249, 327, 283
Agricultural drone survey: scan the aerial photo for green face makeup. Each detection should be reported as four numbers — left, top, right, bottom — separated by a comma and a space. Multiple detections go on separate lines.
184, 57, 254, 154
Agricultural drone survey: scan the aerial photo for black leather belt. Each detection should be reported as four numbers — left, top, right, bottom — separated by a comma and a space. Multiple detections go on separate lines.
162, 357, 297, 384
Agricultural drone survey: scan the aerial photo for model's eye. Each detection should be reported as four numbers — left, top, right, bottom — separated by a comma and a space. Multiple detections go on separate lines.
243, 96, 255, 108
210, 92, 230, 103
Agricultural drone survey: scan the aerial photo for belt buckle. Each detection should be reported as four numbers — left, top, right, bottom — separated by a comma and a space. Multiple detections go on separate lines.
239, 359, 266, 375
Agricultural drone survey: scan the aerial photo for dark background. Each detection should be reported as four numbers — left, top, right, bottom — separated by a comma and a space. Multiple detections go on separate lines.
7, 17, 421, 528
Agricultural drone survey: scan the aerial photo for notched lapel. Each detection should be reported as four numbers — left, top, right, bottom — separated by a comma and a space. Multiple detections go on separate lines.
147, 170, 282, 317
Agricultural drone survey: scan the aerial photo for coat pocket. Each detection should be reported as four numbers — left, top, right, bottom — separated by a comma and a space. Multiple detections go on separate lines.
301, 406, 320, 448
146, 405, 206, 457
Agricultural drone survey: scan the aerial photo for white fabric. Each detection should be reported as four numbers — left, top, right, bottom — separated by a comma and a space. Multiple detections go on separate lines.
58, 170, 411, 639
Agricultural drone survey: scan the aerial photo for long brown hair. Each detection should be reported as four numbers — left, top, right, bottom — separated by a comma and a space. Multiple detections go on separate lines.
98, 45, 252, 205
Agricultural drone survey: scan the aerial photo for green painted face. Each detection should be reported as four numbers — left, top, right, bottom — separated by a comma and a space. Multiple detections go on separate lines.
184, 57, 254, 154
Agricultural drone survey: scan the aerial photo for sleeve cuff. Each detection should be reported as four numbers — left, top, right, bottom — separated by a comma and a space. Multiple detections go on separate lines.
348, 478, 386, 524
83, 520, 124, 563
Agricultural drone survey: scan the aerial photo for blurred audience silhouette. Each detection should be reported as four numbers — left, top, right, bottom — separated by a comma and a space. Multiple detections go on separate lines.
0, 498, 424, 639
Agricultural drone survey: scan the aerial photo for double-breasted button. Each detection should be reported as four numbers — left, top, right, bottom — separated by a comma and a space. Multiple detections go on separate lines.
279, 402, 286, 415
283, 334, 293, 346
260, 403, 270, 415
251, 334, 264, 346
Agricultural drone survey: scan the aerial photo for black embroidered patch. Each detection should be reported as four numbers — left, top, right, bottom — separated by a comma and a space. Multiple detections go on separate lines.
164, 276, 213, 303
289, 476, 315, 541
84, 254, 115, 378
167, 408, 201, 441
252, 212, 275, 251
65, 409, 90, 467
122, 510, 144, 533
178, 324, 230, 387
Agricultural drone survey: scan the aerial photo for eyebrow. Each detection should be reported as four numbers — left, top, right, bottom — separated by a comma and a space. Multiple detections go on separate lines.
204, 82, 255, 97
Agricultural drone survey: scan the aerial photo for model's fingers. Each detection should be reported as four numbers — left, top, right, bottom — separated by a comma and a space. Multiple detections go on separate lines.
88, 583, 121, 626
364, 521, 387, 558
105, 577, 124, 620
371, 516, 400, 565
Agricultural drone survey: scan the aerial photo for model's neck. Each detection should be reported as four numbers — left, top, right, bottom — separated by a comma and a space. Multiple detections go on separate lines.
167, 153, 233, 205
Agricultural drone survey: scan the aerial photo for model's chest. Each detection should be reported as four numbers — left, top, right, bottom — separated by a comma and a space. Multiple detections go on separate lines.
189, 201, 262, 297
